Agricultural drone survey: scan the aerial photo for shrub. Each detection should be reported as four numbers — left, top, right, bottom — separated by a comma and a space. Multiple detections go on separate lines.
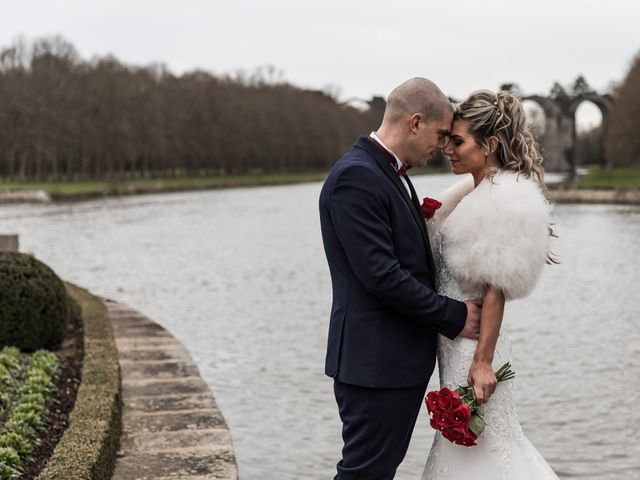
0, 253, 68, 351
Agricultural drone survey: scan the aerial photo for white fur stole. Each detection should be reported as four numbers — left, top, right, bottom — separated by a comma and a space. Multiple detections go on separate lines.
433, 172, 552, 300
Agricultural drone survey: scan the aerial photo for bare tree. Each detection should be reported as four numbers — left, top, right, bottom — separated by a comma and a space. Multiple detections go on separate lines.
0, 36, 381, 181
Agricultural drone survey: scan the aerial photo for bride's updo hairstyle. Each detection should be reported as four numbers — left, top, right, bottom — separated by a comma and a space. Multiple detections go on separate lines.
454, 90, 545, 187
456, 89, 558, 263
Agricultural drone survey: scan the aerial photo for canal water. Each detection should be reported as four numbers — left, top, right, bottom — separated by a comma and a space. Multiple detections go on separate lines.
0, 174, 637, 479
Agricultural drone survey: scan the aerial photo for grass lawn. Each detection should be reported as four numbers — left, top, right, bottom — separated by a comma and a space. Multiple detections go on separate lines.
573, 165, 640, 189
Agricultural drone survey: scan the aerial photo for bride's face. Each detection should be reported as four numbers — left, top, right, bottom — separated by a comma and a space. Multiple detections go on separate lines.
443, 120, 489, 177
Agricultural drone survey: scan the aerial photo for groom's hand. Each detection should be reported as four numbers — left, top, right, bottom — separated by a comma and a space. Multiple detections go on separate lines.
458, 299, 482, 340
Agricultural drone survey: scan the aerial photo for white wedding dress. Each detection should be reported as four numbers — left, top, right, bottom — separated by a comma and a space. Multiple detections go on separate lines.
421, 172, 559, 480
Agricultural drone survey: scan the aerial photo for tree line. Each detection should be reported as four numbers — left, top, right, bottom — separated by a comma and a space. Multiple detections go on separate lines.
605, 51, 640, 166
0, 36, 382, 181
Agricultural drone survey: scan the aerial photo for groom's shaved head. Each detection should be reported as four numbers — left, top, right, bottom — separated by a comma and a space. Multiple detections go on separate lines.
383, 77, 452, 124
374, 77, 454, 168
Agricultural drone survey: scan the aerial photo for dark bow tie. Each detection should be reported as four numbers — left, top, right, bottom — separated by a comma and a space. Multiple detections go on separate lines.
368, 136, 412, 177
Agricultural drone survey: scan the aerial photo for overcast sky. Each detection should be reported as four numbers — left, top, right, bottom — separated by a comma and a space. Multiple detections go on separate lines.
2, 0, 638, 124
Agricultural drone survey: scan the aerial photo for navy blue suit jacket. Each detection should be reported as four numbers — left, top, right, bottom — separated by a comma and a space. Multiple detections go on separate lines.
319, 137, 467, 388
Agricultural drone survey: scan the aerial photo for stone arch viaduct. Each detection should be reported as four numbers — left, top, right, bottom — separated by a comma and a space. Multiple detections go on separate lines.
521, 93, 613, 173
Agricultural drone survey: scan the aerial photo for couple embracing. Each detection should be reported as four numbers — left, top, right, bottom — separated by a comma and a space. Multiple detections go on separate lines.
319, 78, 559, 479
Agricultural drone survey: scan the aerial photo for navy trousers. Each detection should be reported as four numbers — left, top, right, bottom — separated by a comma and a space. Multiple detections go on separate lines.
333, 380, 428, 480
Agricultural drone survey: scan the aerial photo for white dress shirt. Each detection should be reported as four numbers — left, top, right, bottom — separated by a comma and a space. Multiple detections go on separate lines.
369, 131, 411, 196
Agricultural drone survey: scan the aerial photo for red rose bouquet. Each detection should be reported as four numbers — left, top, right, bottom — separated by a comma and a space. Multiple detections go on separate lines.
425, 362, 515, 447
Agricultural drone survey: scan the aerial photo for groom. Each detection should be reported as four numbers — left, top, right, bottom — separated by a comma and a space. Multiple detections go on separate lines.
319, 78, 482, 479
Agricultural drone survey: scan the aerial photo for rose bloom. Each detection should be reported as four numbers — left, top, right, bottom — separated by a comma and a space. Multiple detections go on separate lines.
442, 426, 478, 447
457, 429, 478, 447
421, 197, 442, 219
430, 410, 451, 431
450, 403, 472, 428
425, 391, 439, 413
442, 426, 466, 444
459, 433, 478, 447
437, 388, 461, 411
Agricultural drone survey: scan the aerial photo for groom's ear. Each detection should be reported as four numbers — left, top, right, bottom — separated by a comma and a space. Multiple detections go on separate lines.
409, 113, 422, 133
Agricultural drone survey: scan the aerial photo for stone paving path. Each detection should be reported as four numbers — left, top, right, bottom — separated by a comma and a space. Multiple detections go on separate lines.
106, 299, 238, 480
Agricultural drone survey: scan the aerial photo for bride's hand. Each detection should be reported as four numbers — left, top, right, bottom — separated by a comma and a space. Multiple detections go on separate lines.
468, 360, 497, 405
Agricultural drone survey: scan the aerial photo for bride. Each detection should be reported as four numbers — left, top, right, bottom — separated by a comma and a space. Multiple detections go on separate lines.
422, 90, 559, 479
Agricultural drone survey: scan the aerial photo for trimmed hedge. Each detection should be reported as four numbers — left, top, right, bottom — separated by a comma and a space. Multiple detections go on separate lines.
36, 284, 121, 480
0, 253, 68, 351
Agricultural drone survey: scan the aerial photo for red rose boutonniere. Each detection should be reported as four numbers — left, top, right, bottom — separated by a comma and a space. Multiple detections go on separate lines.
421, 197, 442, 219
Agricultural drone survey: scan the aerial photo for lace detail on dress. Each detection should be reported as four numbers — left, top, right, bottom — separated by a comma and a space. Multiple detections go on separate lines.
424, 434, 449, 479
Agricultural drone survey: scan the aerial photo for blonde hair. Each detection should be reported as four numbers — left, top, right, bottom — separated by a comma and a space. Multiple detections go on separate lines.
454, 90, 545, 187
456, 90, 558, 263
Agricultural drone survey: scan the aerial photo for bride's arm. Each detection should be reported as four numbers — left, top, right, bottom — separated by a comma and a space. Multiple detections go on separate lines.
468, 286, 505, 405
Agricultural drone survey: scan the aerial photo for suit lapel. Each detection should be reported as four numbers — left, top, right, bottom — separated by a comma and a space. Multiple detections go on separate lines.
404, 175, 437, 282
355, 138, 436, 278
358, 139, 415, 211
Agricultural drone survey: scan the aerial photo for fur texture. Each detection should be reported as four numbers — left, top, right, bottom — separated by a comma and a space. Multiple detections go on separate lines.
436, 171, 552, 300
